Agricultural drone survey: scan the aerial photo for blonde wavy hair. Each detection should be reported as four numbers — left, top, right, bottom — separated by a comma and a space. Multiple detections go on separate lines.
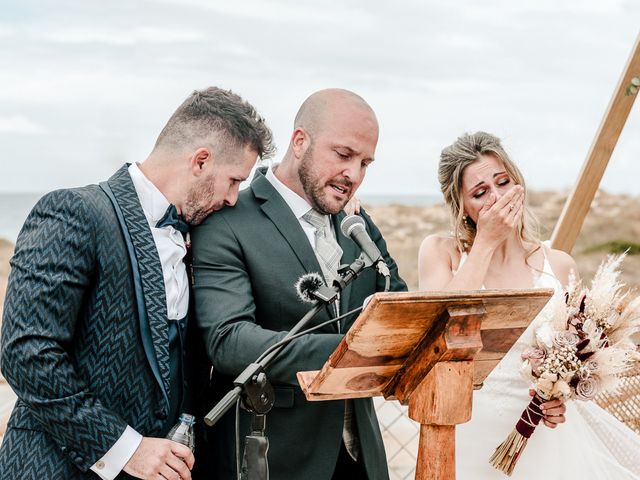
439, 131, 540, 253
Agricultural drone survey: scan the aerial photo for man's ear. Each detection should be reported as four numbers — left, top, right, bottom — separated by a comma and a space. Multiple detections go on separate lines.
291, 128, 310, 159
190, 147, 212, 176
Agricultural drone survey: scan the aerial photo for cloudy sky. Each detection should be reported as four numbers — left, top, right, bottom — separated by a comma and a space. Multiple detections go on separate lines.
1, 0, 638, 197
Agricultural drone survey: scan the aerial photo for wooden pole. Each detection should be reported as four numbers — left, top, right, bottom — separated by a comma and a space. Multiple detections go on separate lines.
551, 33, 640, 253
407, 304, 483, 480
409, 362, 474, 480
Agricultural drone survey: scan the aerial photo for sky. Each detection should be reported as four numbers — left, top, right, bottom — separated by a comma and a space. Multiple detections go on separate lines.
0, 0, 639, 197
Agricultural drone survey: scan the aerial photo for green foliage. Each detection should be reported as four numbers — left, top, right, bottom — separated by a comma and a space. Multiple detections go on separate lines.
584, 240, 640, 255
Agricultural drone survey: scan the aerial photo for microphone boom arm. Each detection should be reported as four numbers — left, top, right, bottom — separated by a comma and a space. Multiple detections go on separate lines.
203, 255, 369, 427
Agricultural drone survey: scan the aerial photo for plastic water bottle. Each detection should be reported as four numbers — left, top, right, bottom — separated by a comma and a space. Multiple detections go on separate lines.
166, 413, 196, 452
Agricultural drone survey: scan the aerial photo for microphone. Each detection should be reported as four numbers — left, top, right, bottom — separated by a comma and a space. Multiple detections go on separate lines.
295, 272, 340, 304
295, 272, 325, 303
340, 215, 391, 279
340, 215, 383, 264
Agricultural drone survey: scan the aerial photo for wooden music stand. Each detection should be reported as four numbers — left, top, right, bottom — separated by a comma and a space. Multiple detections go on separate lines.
297, 289, 553, 480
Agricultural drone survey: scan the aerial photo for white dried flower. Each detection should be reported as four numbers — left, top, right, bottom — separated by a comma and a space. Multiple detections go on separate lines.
552, 379, 571, 399
519, 360, 535, 381
535, 323, 555, 350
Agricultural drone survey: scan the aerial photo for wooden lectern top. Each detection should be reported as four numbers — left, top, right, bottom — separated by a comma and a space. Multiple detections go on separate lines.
297, 289, 553, 404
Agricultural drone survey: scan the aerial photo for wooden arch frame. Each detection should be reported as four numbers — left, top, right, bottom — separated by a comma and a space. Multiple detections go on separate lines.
551, 33, 640, 252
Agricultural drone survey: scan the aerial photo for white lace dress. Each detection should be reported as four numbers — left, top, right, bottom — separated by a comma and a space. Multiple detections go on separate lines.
455, 250, 640, 479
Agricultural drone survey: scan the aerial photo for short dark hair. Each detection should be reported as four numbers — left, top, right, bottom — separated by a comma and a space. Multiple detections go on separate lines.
155, 87, 275, 160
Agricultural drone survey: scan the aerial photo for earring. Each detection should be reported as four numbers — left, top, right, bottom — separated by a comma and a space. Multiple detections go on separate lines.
463, 214, 468, 225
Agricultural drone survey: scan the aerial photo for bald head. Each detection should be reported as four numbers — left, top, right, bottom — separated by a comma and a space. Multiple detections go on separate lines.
294, 88, 377, 138
274, 88, 378, 214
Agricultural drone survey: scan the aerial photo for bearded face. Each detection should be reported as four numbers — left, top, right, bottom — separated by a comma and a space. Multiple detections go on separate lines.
182, 171, 218, 226
298, 142, 355, 215
180, 144, 258, 225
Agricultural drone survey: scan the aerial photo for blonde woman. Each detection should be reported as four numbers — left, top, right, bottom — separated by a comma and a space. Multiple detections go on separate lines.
418, 132, 640, 479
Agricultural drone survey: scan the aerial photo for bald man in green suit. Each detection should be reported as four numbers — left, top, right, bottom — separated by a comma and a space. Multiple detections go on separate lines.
192, 89, 407, 480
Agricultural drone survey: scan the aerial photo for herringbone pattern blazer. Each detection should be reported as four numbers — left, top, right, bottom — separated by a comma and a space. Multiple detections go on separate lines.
0, 166, 175, 479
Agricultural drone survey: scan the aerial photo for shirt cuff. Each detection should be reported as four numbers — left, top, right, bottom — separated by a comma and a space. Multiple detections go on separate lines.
90, 425, 143, 480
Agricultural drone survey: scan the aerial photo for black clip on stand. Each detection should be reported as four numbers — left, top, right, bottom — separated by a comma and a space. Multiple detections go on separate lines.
203, 255, 373, 480
239, 368, 273, 480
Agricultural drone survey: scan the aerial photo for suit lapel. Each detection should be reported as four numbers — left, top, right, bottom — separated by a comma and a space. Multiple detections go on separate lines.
252, 171, 324, 278
106, 165, 171, 403
251, 170, 343, 326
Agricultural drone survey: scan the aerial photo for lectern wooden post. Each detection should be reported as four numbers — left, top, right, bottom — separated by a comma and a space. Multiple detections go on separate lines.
297, 289, 553, 480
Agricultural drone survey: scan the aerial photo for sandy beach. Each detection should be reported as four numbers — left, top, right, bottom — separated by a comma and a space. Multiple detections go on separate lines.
1, 190, 639, 443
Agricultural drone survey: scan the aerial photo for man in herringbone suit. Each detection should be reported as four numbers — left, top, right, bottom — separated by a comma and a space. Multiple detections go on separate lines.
192, 89, 407, 480
0, 87, 273, 480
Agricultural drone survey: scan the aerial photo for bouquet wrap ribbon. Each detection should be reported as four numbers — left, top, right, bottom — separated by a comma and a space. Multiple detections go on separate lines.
514, 394, 545, 438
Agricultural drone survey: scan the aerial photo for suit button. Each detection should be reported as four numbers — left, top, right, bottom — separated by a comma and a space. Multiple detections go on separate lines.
155, 408, 168, 420
61, 446, 68, 453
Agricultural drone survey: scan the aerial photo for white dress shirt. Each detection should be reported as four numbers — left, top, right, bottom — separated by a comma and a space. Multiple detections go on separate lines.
90, 163, 190, 479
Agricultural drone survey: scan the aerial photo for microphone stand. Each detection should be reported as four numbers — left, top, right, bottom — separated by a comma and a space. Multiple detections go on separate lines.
203, 255, 373, 480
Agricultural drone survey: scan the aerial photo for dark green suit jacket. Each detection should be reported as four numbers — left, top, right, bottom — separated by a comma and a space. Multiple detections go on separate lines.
191, 169, 407, 480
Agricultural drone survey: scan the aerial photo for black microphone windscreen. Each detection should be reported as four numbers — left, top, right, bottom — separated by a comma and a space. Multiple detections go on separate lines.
340, 214, 366, 237
295, 272, 325, 303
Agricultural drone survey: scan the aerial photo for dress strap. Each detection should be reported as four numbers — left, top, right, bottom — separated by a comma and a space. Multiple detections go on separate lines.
453, 251, 468, 275
539, 244, 554, 277
534, 243, 563, 291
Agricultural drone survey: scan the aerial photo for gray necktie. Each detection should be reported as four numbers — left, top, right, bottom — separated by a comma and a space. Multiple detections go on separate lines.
302, 209, 360, 461
302, 209, 343, 287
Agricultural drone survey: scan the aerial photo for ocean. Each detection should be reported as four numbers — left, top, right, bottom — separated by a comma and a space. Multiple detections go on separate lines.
0, 192, 442, 243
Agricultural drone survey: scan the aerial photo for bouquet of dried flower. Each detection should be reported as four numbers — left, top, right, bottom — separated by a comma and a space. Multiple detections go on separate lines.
490, 254, 640, 476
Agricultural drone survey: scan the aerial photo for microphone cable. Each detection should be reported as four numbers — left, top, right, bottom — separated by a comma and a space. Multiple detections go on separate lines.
235, 398, 241, 478
255, 305, 363, 364
234, 304, 363, 478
